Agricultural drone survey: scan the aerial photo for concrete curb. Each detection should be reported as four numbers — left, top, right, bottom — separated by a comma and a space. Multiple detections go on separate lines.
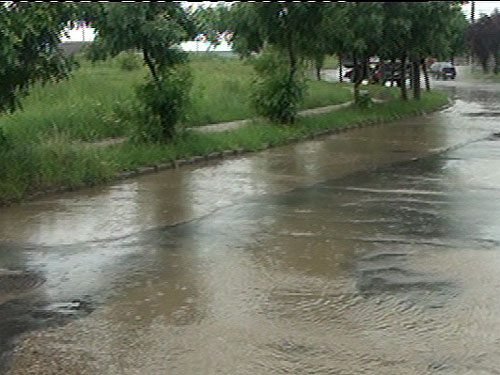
1, 99, 453, 207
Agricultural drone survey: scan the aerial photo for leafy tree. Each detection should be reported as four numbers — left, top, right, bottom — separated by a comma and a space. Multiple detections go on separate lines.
407, 2, 466, 99
379, 2, 412, 97
377, 2, 466, 100
467, 14, 494, 73
230, 2, 326, 123
307, 3, 349, 81
468, 10, 500, 74
446, 5, 469, 65
251, 46, 306, 124
83, 3, 196, 140
0, 2, 76, 115
340, 2, 384, 104
490, 12, 500, 74
192, 3, 231, 52
227, 3, 264, 59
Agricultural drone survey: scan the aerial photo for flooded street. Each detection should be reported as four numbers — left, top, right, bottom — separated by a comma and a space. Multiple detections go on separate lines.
3, 70, 500, 374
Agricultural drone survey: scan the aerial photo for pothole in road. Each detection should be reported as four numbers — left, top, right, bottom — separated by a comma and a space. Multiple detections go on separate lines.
32, 299, 94, 319
487, 132, 500, 140
0, 297, 94, 374
464, 112, 500, 117
0, 269, 45, 305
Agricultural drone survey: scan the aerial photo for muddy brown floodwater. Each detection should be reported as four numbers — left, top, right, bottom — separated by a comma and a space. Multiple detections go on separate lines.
3, 69, 500, 374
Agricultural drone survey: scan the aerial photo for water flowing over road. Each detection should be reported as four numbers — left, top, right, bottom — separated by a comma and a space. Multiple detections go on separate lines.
2, 69, 500, 374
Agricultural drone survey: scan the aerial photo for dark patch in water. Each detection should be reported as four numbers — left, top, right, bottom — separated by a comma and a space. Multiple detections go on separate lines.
357, 275, 452, 294
0, 297, 93, 375
464, 112, 500, 117
487, 132, 500, 140
361, 252, 408, 262
0, 269, 45, 296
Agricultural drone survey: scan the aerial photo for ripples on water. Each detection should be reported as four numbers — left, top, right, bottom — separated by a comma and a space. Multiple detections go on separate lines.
6, 91, 500, 373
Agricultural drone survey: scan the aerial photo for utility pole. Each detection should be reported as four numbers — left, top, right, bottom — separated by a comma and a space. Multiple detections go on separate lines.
470, 1, 475, 71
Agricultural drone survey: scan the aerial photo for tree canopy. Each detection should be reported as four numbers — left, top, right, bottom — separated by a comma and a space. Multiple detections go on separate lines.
467, 10, 500, 73
0, 2, 470, 129
0, 2, 76, 114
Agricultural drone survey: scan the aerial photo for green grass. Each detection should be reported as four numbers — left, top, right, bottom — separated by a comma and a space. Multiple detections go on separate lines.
104, 90, 448, 171
467, 70, 500, 82
0, 86, 449, 204
186, 54, 351, 126
0, 53, 449, 203
0, 55, 352, 142
0, 59, 143, 142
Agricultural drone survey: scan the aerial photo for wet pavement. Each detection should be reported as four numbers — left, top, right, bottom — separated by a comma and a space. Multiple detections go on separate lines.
2, 68, 500, 374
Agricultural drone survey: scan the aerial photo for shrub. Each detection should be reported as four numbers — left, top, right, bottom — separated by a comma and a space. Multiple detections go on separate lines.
357, 91, 373, 109
116, 51, 143, 71
0, 127, 9, 150
250, 48, 307, 124
134, 67, 192, 142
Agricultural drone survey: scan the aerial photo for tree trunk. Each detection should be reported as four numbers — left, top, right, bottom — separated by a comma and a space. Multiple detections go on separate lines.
422, 58, 430, 92
390, 57, 396, 87
142, 48, 159, 82
494, 49, 499, 75
315, 59, 322, 81
379, 61, 386, 86
314, 55, 325, 81
362, 58, 369, 84
412, 58, 421, 100
338, 54, 343, 83
400, 54, 408, 101
284, 32, 297, 124
353, 55, 360, 104
480, 55, 489, 74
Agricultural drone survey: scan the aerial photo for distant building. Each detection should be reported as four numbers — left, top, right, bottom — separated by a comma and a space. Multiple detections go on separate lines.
59, 41, 91, 57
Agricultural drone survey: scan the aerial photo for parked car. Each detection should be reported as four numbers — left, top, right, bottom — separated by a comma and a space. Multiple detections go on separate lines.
429, 62, 456, 80
342, 63, 378, 83
372, 62, 412, 86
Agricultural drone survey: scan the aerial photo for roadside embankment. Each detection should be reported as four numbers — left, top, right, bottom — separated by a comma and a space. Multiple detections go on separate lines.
0, 88, 450, 206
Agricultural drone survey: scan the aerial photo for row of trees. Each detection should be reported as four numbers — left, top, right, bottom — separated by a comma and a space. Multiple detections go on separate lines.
467, 10, 500, 73
225, 2, 468, 116
0, 2, 196, 143
1, 2, 469, 143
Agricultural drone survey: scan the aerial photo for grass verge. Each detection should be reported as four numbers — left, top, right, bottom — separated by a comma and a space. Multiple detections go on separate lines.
0, 89, 449, 205
0, 55, 352, 143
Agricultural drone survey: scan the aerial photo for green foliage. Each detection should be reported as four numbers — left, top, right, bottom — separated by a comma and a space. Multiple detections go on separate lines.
229, 3, 329, 123
251, 49, 307, 124
83, 3, 196, 139
467, 11, 500, 74
115, 51, 142, 71
0, 2, 76, 114
0, 56, 352, 146
227, 3, 265, 58
0, 127, 9, 149
134, 67, 192, 142
85, 3, 195, 75
191, 3, 231, 51
230, 3, 327, 62
357, 91, 373, 109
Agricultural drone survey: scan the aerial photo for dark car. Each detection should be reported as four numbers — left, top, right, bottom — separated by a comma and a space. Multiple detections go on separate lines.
372, 62, 411, 86
342, 63, 377, 82
429, 62, 456, 80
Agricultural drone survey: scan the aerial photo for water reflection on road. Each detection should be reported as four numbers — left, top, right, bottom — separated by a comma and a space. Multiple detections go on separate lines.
3, 74, 500, 374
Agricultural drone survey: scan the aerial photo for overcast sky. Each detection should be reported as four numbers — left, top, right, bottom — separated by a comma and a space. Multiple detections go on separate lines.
462, 1, 500, 19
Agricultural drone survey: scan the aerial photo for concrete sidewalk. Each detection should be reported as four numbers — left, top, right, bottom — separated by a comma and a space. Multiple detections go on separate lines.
192, 100, 354, 133
86, 99, 355, 147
